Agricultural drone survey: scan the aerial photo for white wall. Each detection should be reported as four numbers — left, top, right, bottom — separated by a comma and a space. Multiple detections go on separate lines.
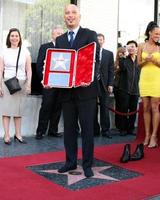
79, 0, 119, 55
79, 0, 155, 53
118, 0, 154, 45
0, 96, 41, 137
0, 95, 64, 138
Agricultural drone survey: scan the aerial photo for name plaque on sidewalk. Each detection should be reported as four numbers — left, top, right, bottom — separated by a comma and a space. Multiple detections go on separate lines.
43, 42, 96, 88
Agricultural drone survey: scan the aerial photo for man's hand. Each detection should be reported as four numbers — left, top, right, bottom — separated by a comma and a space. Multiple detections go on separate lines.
117, 47, 127, 58
144, 54, 153, 62
80, 82, 91, 87
41, 80, 53, 89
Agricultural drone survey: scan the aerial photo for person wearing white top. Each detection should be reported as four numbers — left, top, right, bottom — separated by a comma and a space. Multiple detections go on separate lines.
0, 28, 32, 144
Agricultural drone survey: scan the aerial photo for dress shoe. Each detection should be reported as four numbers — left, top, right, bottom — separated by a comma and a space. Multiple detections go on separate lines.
84, 168, 94, 178
127, 129, 136, 135
58, 164, 77, 173
119, 131, 128, 136
14, 135, 27, 144
48, 132, 63, 137
120, 144, 131, 163
101, 131, 112, 138
35, 132, 43, 139
94, 132, 101, 137
130, 143, 144, 161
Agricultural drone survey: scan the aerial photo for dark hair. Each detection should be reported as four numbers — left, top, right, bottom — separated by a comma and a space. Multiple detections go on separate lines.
6, 28, 22, 48
97, 33, 105, 40
126, 40, 138, 47
145, 21, 159, 41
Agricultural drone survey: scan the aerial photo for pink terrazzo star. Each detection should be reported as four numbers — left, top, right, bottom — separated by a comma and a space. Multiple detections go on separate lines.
40, 165, 119, 185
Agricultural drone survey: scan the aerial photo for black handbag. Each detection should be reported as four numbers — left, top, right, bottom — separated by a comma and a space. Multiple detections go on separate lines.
4, 47, 21, 95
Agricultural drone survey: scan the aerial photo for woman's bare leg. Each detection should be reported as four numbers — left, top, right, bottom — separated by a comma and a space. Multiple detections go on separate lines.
148, 97, 160, 147
13, 117, 22, 139
2, 116, 11, 142
142, 97, 151, 145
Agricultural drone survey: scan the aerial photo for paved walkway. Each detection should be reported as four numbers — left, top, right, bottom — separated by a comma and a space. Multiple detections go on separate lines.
0, 129, 135, 157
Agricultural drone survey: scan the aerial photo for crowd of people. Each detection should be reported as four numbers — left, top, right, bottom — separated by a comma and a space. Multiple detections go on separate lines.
0, 4, 160, 178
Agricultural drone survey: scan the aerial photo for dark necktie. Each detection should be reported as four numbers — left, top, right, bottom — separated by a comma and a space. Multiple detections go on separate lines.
69, 31, 74, 47
97, 49, 102, 80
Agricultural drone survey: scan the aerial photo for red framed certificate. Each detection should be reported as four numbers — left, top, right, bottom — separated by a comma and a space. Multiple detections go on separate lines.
43, 42, 96, 88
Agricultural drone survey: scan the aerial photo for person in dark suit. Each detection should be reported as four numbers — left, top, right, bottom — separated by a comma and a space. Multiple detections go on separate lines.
35, 26, 64, 139
55, 4, 100, 178
94, 33, 114, 138
114, 40, 140, 136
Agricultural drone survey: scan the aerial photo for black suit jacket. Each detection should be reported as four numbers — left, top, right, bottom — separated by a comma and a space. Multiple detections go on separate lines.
55, 27, 100, 101
100, 49, 114, 91
36, 42, 54, 81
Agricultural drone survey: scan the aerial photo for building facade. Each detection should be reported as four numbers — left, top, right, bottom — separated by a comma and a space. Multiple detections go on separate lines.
0, 0, 157, 61
0, 0, 158, 136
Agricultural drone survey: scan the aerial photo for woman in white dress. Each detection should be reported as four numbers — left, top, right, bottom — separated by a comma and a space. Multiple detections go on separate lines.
0, 28, 32, 144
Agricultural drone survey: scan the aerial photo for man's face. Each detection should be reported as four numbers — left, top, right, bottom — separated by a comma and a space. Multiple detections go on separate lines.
52, 28, 64, 41
64, 4, 81, 29
97, 36, 105, 48
127, 43, 137, 55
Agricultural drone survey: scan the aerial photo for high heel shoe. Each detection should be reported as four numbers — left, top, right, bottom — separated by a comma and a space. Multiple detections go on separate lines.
120, 144, 131, 163
14, 135, 27, 144
130, 143, 144, 161
148, 144, 158, 148
148, 135, 158, 148
143, 135, 150, 146
4, 139, 11, 145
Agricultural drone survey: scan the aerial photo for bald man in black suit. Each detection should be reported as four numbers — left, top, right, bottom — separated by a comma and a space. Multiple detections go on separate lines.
55, 4, 100, 178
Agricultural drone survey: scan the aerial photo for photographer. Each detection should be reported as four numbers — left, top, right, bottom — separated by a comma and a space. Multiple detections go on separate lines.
114, 40, 140, 136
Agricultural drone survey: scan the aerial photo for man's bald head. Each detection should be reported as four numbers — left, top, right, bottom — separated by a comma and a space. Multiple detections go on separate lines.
64, 4, 81, 30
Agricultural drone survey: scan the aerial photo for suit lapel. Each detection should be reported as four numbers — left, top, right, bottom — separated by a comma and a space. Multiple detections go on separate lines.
62, 32, 71, 48
101, 49, 107, 64
72, 27, 83, 50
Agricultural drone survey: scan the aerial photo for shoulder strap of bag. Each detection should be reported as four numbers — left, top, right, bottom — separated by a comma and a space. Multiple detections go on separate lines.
16, 46, 21, 76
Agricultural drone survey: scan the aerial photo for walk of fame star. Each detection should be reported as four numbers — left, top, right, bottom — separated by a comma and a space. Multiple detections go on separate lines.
39, 165, 119, 185
52, 53, 69, 70
28, 159, 142, 191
